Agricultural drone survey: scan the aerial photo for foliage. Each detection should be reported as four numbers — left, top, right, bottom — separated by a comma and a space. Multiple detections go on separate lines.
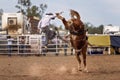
51, 22, 104, 34
15, 0, 47, 18
15, 1, 104, 34
84, 22, 104, 34
0, 9, 3, 15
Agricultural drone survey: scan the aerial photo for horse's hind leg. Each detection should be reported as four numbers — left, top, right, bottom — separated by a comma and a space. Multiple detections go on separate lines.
75, 51, 82, 71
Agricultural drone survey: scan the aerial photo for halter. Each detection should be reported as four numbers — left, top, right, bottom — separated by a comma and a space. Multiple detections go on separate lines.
67, 19, 86, 36
70, 29, 86, 36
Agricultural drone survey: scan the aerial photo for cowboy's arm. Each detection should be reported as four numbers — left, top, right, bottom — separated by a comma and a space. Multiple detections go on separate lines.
50, 14, 57, 20
62, 18, 69, 30
37, 20, 42, 33
56, 13, 69, 30
60, 17, 70, 30
51, 12, 63, 19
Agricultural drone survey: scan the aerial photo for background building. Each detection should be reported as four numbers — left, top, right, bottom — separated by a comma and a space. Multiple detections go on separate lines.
103, 26, 120, 35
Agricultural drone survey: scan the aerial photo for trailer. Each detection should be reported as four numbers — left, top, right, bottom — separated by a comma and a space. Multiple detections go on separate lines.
2, 13, 30, 36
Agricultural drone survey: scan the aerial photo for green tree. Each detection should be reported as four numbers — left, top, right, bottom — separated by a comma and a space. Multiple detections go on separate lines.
98, 24, 104, 34
0, 9, 3, 15
27, 5, 39, 17
15, 0, 47, 18
84, 22, 103, 34
107, 24, 113, 26
15, 0, 31, 14
27, 4, 47, 18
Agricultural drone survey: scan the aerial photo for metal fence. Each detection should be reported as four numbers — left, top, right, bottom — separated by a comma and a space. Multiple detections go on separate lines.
0, 34, 113, 56
0, 34, 74, 56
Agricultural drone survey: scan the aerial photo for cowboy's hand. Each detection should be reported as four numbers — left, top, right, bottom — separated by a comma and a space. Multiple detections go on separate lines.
56, 15, 64, 20
56, 13, 60, 16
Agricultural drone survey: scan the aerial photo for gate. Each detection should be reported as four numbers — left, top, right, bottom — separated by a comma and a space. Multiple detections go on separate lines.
0, 34, 74, 56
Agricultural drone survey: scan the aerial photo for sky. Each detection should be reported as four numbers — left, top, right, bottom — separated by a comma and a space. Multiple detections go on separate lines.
0, 0, 120, 27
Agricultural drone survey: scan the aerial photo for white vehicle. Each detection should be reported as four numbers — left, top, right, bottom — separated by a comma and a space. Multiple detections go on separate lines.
2, 13, 30, 35
103, 26, 120, 34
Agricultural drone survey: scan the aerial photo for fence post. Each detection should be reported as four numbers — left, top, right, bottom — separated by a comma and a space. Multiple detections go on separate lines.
55, 35, 59, 56
39, 35, 42, 55
17, 35, 19, 54
108, 47, 111, 55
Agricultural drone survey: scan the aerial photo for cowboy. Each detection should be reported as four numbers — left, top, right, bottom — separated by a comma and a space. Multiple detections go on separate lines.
7, 35, 14, 56
37, 13, 56, 48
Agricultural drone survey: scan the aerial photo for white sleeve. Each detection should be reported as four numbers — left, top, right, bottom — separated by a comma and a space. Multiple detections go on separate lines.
37, 20, 42, 29
50, 15, 56, 19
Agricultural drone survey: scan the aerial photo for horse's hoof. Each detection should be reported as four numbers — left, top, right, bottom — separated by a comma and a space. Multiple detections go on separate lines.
83, 69, 89, 73
78, 67, 82, 71
85, 70, 89, 73
79, 69, 82, 71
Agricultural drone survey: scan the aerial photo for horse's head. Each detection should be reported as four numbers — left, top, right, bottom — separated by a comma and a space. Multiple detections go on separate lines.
56, 10, 85, 33
67, 19, 84, 33
70, 9, 80, 20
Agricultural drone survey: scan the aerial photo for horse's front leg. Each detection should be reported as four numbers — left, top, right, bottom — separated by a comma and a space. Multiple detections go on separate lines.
75, 51, 82, 71
82, 54, 88, 72
82, 46, 88, 72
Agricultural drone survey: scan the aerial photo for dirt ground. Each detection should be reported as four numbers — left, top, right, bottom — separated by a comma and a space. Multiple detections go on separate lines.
0, 54, 120, 80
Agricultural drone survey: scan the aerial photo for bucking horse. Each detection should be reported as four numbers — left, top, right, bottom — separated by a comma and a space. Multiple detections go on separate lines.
56, 10, 88, 72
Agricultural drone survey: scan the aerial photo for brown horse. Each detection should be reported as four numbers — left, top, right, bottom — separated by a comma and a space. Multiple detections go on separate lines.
56, 10, 88, 72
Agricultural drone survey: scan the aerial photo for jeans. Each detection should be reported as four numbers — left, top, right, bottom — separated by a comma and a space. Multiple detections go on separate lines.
41, 27, 51, 46
19, 45, 25, 53
8, 45, 12, 56
42, 26, 56, 46
64, 44, 68, 55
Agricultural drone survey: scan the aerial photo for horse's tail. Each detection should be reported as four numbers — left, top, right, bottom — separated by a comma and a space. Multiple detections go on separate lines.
70, 9, 80, 20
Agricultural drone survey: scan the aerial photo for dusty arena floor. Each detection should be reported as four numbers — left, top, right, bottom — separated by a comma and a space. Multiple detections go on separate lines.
0, 54, 120, 80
